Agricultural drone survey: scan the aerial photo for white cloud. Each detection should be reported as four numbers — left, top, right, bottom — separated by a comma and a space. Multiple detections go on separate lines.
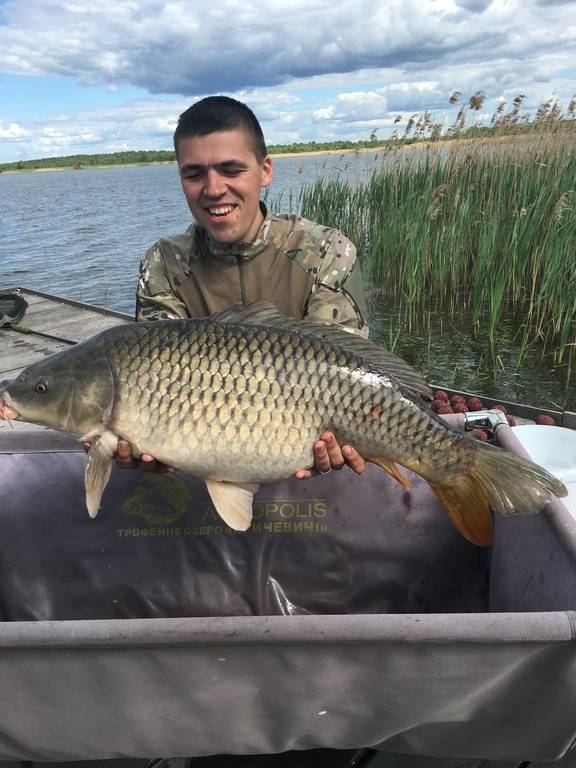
104, 141, 130, 152
390, 82, 439, 93
1, 0, 575, 160
313, 91, 388, 122
1, 0, 573, 96
313, 107, 337, 120
0, 99, 185, 158
37, 125, 102, 148
0, 121, 30, 140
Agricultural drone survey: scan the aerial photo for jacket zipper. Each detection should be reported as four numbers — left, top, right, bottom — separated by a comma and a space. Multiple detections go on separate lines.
237, 257, 248, 305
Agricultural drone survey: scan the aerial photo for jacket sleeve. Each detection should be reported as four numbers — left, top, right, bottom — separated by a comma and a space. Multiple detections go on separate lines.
135, 244, 189, 321
304, 232, 369, 338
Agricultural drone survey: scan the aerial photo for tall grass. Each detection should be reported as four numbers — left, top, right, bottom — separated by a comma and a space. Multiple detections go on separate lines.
293, 127, 576, 363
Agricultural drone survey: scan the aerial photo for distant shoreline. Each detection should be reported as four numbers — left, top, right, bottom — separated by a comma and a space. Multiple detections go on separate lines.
0, 133, 542, 174
0, 143, 413, 174
1, 160, 177, 174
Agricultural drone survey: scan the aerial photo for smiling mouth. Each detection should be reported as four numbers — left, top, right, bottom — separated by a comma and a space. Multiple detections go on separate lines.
205, 204, 237, 218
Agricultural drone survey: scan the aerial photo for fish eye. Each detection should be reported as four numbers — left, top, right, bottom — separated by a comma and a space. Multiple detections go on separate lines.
35, 379, 49, 394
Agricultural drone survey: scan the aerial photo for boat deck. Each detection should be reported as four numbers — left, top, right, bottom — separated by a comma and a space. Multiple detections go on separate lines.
1, 287, 131, 431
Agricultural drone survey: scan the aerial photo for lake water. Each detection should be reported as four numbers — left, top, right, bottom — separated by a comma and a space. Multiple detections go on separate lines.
1, 154, 573, 412
1, 154, 380, 311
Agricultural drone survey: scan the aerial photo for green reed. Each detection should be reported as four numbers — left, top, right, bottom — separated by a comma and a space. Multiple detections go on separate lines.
293, 129, 576, 360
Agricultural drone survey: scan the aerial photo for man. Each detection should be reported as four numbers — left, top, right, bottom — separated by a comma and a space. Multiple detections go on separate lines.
120, 95, 368, 477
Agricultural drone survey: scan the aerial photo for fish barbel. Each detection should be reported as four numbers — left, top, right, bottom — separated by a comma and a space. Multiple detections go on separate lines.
0, 303, 566, 545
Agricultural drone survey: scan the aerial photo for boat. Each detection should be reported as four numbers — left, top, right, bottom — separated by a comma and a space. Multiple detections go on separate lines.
1, 287, 576, 768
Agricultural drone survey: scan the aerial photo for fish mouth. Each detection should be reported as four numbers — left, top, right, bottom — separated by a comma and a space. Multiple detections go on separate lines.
0, 392, 19, 423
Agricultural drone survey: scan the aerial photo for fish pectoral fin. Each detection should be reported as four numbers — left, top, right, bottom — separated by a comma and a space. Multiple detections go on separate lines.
85, 431, 118, 519
205, 480, 259, 531
369, 457, 414, 489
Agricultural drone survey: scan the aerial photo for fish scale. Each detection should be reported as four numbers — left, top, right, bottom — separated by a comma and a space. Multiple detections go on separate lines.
106, 320, 376, 481
104, 319, 464, 483
0, 303, 567, 543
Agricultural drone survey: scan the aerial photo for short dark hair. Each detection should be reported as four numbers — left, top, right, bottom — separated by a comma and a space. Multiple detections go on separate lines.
174, 96, 268, 161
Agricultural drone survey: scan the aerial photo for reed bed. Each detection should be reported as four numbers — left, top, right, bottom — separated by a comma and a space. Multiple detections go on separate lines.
293, 127, 576, 367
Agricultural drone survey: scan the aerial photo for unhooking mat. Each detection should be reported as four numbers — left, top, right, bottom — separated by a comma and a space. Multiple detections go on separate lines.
0, 430, 575, 762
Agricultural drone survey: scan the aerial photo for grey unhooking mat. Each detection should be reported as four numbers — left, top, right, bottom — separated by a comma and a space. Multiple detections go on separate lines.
0, 429, 575, 763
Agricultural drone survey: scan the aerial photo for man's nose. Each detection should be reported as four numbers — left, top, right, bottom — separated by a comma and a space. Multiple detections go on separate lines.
204, 170, 226, 197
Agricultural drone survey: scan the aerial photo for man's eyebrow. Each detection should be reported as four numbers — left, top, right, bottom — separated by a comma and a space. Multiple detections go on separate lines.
179, 160, 249, 174
219, 160, 249, 168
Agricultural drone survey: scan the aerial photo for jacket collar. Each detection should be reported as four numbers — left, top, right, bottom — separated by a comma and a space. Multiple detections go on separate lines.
193, 202, 274, 264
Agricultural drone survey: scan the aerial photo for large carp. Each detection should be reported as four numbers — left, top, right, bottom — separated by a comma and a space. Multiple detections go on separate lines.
0, 303, 566, 545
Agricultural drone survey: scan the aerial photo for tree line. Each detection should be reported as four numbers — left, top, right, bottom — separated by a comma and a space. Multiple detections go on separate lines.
0, 139, 392, 172
2, 114, 574, 172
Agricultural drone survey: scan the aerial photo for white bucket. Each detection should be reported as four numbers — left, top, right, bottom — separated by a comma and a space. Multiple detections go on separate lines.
512, 425, 576, 519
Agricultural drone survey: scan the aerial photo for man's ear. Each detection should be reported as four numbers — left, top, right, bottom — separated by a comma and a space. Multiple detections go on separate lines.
261, 155, 273, 188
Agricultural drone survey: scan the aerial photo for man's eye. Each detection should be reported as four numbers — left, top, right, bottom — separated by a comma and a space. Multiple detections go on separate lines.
222, 167, 244, 176
183, 173, 203, 181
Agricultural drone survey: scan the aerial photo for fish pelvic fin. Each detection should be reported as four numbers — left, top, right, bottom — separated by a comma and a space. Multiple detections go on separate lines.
429, 441, 567, 546
369, 457, 414, 489
205, 480, 259, 531
85, 431, 118, 519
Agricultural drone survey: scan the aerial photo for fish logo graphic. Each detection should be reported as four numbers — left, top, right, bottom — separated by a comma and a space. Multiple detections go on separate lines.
120, 474, 192, 525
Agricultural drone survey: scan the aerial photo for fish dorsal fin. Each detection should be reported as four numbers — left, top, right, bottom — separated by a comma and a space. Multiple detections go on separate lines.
85, 430, 118, 518
210, 302, 431, 398
210, 301, 285, 326
205, 479, 259, 531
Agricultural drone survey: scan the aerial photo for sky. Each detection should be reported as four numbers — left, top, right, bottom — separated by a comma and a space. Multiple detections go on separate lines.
0, 0, 575, 162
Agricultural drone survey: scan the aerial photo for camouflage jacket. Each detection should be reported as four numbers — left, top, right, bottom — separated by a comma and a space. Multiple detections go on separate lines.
136, 205, 368, 336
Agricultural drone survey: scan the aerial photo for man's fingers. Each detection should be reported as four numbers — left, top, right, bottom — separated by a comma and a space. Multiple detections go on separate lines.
141, 453, 175, 474
320, 432, 346, 470
84, 439, 172, 474
294, 436, 366, 480
313, 439, 332, 474
293, 444, 325, 479
342, 444, 367, 475
320, 432, 367, 475
293, 468, 316, 480
116, 440, 132, 458
115, 439, 139, 469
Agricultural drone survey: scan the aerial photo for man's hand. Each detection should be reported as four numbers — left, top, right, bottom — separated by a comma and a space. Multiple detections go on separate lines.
83, 439, 173, 474
293, 431, 366, 479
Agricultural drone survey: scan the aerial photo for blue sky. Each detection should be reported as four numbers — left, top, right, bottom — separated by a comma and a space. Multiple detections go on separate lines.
0, 0, 575, 162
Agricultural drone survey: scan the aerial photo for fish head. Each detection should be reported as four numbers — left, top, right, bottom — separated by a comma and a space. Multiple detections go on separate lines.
0, 346, 115, 437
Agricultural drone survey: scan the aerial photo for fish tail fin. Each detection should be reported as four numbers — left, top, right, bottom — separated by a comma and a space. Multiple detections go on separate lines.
429, 442, 567, 546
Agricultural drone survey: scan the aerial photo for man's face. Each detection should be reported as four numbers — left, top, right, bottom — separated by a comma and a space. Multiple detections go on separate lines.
177, 128, 273, 245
